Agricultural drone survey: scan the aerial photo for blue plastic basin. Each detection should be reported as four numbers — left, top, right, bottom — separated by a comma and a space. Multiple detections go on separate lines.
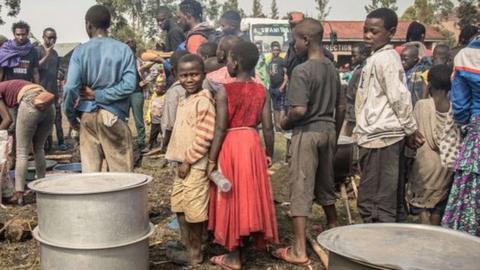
53, 163, 82, 173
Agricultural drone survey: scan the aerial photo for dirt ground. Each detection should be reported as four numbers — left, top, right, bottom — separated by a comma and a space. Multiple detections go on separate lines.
0, 134, 365, 270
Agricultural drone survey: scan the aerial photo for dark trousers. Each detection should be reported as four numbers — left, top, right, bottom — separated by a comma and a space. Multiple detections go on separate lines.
149, 123, 162, 148
357, 139, 405, 223
130, 91, 146, 146
46, 101, 64, 148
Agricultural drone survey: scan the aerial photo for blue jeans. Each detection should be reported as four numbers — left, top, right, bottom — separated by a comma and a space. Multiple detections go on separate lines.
15, 93, 55, 191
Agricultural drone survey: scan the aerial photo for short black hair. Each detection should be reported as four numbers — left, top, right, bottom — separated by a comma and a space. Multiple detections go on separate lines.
433, 43, 450, 55
230, 41, 259, 72
403, 44, 420, 57
219, 35, 242, 53
366, 8, 398, 30
459, 25, 479, 45
43, 27, 56, 36
198, 42, 218, 59
177, 53, 205, 73
271, 41, 281, 48
179, 0, 203, 21
406, 21, 426, 42
221, 10, 241, 27
294, 18, 324, 44
12, 21, 30, 34
428, 64, 453, 91
85, 5, 111, 29
171, 50, 189, 72
352, 42, 371, 56
157, 6, 172, 17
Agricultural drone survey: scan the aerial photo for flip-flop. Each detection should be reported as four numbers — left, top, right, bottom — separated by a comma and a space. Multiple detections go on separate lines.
210, 255, 241, 270
271, 247, 312, 267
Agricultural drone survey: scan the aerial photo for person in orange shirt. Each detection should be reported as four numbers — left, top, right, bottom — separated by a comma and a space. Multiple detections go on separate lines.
177, 0, 214, 54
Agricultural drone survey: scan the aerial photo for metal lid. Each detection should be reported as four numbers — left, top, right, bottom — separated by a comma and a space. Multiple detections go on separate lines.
28, 173, 151, 195
318, 223, 480, 270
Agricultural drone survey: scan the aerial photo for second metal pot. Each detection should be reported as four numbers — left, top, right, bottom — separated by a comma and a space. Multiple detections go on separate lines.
33, 224, 154, 270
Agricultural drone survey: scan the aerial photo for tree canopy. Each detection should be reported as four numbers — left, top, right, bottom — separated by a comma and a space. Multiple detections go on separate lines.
270, 0, 279, 19
457, 0, 479, 29
365, 0, 398, 13
252, 0, 266, 18
316, 0, 330, 21
0, 0, 21, 25
220, 0, 245, 19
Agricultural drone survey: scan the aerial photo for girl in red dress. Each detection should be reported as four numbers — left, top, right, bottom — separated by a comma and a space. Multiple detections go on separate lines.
207, 41, 279, 269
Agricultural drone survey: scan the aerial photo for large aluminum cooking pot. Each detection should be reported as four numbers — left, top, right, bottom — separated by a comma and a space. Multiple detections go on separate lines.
28, 173, 152, 247
33, 223, 154, 270
334, 136, 355, 181
318, 223, 480, 270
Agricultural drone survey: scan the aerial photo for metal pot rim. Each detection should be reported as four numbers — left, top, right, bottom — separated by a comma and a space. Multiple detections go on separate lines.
33, 223, 155, 250
318, 223, 480, 269
28, 173, 152, 195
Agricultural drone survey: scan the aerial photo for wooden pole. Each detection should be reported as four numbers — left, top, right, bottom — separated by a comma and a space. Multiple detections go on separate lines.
307, 236, 329, 269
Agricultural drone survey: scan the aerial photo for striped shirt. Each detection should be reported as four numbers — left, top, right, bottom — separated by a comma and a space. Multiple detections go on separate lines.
165, 89, 215, 170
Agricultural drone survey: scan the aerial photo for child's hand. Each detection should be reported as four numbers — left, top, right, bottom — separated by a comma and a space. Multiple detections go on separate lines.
407, 130, 425, 149
280, 116, 291, 131
70, 121, 80, 131
266, 156, 273, 168
207, 159, 217, 177
80, 86, 95, 100
177, 162, 191, 179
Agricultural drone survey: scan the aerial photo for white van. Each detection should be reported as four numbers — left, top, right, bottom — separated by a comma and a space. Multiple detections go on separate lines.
241, 18, 291, 52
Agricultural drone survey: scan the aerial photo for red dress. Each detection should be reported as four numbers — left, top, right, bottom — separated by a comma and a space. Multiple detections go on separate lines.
208, 81, 279, 251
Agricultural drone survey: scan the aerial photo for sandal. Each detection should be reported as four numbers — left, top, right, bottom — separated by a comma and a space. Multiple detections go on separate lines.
210, 255, 241, 270
271, 247, 312, 267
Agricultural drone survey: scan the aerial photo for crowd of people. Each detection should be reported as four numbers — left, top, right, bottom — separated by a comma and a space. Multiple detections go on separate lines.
0, 0, 479, 268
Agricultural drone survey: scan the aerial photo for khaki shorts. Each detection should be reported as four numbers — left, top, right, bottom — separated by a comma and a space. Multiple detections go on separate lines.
171, 168, 210, 223
289, 127, 337, 217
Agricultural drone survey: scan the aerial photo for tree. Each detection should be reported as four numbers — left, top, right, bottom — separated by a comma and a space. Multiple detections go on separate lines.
205, 0, 221, 23
252, 0, 266, 18
401, 0, 454, 25
432, 0, 454, 21
95, 0, 175, 49
0, 0, 21, 25
401, 0, 435, 24
270, 0, 279, 19
221, 0, 245, 17
316, 0, 330, 21
457, 0, 479, 29
401, 0, 459, 47
365, 0, 398, 13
